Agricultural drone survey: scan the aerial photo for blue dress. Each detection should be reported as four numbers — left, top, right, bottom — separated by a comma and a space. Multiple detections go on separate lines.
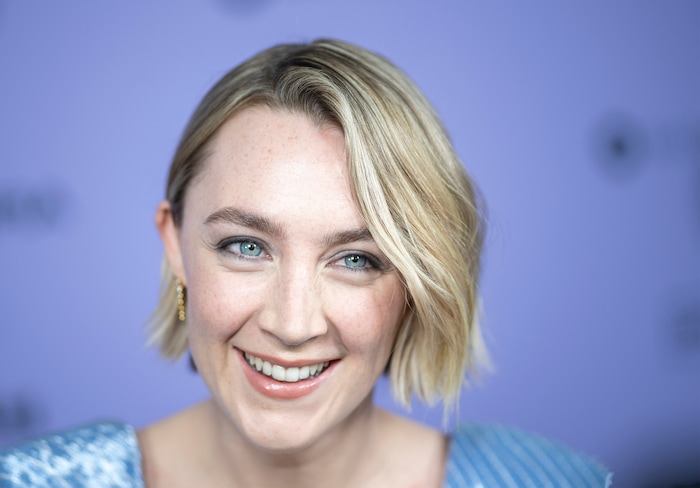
0, 421, 611, 487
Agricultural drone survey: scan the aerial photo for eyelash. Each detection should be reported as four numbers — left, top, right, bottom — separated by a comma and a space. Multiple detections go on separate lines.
335, 252, 383, 272
215, 237, 383, 272
216, 237, 267, 261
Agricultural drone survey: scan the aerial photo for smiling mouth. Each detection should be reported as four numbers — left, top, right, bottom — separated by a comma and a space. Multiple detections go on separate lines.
243, 352, 330, 383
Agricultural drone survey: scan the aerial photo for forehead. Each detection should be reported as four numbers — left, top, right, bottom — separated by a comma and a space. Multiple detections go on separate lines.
211, 106, 344, 174
183, 106, 361, 229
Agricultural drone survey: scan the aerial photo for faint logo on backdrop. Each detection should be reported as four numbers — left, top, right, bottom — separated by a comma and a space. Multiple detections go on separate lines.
672, 298, 700, 351
591, 113, 700, 358
0, 392, 47, 448
212, 0, 275, 15
0, 182, 74, 232
590, 112, 700, 234
662, 283, 700, 357
591, 112, 649, 181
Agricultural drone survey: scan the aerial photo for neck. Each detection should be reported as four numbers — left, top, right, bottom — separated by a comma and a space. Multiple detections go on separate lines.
204, 396, 385, 488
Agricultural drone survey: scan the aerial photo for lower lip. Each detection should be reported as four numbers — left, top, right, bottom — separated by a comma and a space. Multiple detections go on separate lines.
237, 351, 335, 400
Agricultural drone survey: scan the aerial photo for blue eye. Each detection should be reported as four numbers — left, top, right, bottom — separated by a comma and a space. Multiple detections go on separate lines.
239, 241, 262, 256
344, 254, 367, 268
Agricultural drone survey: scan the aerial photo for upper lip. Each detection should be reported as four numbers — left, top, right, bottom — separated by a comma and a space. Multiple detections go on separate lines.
236, 348, 337, 368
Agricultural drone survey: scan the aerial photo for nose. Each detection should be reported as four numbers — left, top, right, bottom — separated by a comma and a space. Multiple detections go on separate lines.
259, 264, 328, 346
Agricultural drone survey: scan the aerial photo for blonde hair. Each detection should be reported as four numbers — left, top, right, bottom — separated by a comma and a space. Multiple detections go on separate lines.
150, 39, 488, 409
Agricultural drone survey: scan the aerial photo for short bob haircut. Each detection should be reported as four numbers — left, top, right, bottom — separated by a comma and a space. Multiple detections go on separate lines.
150, 39, 488, 409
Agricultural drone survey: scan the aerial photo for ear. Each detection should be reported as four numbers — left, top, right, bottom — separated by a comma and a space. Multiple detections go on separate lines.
155, 200, 186, 285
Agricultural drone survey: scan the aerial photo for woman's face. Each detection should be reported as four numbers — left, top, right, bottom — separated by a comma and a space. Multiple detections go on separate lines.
158, 106, 406, 452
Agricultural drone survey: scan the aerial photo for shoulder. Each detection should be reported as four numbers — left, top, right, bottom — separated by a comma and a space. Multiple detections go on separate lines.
0, 421, 144, 488
444, 423, 612, 488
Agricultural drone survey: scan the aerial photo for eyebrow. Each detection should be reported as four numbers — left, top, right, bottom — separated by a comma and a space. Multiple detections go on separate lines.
323, 228, 374, 248
204, 207, 285, 238
204, 206, 375, 247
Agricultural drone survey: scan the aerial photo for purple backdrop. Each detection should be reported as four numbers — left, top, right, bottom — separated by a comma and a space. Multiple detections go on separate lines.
1, 2, 698, 486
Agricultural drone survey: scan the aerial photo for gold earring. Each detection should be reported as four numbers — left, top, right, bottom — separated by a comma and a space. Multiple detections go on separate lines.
175, 278, 186, 322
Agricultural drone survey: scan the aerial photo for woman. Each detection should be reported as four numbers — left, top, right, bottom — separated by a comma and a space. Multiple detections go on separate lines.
0, 39, 611, 487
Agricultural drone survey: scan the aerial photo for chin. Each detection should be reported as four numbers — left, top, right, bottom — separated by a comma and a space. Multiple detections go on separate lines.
217, 389, 373, 456
236, 410, 334, 454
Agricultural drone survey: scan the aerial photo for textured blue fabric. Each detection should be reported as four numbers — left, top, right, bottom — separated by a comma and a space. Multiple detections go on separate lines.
0, 421, 611, 487
444, 423, 612, 487
0, 422, 143, 488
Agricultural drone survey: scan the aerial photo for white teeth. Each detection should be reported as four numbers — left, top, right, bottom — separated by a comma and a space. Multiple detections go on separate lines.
271, 365, 285, 381
243, 352, 329, 383
285, 367, 300, 382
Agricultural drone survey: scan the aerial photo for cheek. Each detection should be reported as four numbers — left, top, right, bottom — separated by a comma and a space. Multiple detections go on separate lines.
184, 264, 264, 346
328, 280, 405, 357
